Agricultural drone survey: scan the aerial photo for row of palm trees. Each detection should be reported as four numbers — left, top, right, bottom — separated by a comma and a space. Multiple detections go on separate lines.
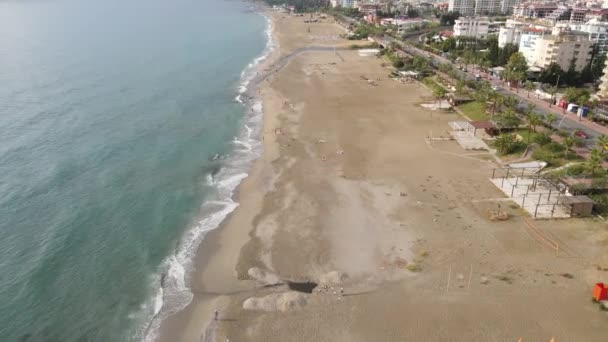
433, 62, 608, 177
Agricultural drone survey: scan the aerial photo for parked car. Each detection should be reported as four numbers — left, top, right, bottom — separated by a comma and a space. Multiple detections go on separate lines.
574, 130, 588, 139
491, 85, 501, 91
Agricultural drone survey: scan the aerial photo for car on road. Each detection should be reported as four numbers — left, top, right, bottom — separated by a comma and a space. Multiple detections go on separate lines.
491, 85, 501, 91
574, 130, 588, 139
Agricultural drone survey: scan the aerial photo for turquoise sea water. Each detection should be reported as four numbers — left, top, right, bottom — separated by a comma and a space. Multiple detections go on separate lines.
0, 0, 267, 340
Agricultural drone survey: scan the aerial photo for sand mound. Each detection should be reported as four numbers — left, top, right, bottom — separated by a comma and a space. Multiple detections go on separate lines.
242, 291, 308, 312
318, 271, 348, 285
248, 267, 283, 286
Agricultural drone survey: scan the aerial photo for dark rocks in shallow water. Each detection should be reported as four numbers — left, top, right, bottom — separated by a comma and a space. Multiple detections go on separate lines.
287, 281, 318, 294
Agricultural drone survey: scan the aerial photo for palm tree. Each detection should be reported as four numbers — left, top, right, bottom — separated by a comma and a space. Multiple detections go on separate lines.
597, 135, 608, 155
588, 148, 603, 177
524, 81, 535, 98
526, 112, 542, 145
503, 95, 518, 110
564, 136, 575, 159
545, 113, 557, 129
547, 85, 557, 108
488, 91, 503, 117
433, 86, 447, 107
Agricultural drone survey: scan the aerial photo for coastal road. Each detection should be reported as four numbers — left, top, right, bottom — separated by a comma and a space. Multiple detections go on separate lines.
379, 35, 607, 145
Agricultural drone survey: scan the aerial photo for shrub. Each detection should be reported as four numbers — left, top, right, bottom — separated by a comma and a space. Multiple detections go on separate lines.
494, 133, 520, 155
533, 132, 552, 146
544, 142, 565, 153
392, 59, 405, 68
532, 148, 558, 166
565, 163, 588, 176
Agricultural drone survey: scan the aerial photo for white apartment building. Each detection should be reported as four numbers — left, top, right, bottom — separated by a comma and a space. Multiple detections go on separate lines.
380, 18, 427, 34
453, 17, 490, 39
522, 31, 594, 71
449, 0, 520, 16
448, 0, 476, 16
498, 19, 527, 47
474, 0, 501, 15
341, 0, 356, 8
519, 28, 549, 66
499, 0, 522, 15
599, 59, 608, 97
499, 26, 523, 47
558, 19, 608, 53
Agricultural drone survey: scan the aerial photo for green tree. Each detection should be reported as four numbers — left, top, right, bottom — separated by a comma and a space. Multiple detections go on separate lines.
432, 86, 447, 107
597, 135, 608, 154
503, 95, 518, 110
562, 87, 589, 103
546, 85, 558, 107
504, 52, 528, 90
563, 59, 580, 86
539, 63, 563, 85
526, 112, 542, 144
588, 148, 604, 177
524, 81, 535, 98
440, 37, 456, 52
545, 113, 557, 129
486, 35, 500, 66
498, 43, 518, 66
564, 136, 575, 159
494, 133, 519, 154
494, 109, 521, 132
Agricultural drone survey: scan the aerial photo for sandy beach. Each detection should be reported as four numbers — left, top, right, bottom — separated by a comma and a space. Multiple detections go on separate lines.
158, 11, 608, 342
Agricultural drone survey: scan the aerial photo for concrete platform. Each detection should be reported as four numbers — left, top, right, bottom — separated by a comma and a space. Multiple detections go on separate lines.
490, 177, 571, 219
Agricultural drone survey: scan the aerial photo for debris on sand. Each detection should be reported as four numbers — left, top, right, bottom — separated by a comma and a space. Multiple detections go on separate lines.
318, 271, 348, 286
248, 267, 283, 286
480, 276, 489, 285
243, 292, 308, 312
485, 207, 509, 221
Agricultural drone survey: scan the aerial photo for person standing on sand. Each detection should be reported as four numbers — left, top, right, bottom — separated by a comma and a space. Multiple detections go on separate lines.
214, 310, 219, 321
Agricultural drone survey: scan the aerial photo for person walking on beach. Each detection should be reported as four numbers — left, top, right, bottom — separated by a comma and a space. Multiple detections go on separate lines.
214, 310, 219, 321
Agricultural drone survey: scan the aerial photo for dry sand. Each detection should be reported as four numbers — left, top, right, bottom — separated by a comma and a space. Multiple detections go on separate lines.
158, 12, 608, 342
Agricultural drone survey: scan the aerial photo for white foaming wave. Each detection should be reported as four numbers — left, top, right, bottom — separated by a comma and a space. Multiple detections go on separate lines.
251, 101, 263, 113
140, 12, 274, 342
233, 12, 275, 104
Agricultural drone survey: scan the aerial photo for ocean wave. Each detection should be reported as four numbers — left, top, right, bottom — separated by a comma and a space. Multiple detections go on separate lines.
138, 11, 274, 342
234, 11, 275, 104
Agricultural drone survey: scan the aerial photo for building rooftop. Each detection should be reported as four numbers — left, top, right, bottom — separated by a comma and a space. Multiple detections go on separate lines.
557, 195, 594, 205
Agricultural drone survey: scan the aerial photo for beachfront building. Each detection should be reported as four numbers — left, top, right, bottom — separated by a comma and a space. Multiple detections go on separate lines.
449, 0, 517, 15
513, 2, 559, 19
519, 27, 550, 66
381, 18, 427, 34
557, 19, 608, 53
474, 0, 501, 15
453, 17, 490, 39
521, 30, 594, 71
500, 0, 522, 14
599, 59, 608, 97
499, 26, 523, 47
341, 0, 356, 8
498, 19, 527, 47
448, 0, 476, 16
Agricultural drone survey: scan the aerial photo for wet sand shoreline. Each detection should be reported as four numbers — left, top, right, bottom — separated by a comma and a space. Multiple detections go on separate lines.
158, 11, 608, 342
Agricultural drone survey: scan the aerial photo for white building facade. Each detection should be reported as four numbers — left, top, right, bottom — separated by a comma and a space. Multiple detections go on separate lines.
448, 0, 476, 16
558, 20, 608, 54
453, 17, 490, 39
599, 59, 608, 97
474, 0, 501, 15
521, 31, 594, 71
341, 0, 356, 8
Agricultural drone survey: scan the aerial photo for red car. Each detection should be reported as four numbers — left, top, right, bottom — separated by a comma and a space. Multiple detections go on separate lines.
574, 130, 588, 139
